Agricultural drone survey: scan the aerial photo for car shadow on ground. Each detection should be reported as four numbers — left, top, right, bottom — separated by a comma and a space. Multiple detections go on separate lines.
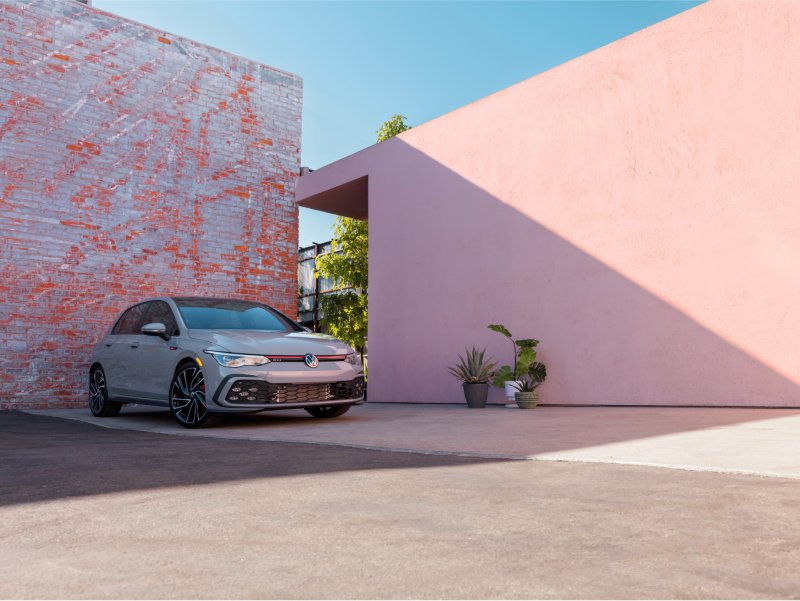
0, 411, 506, 507
119, 405, 366, 429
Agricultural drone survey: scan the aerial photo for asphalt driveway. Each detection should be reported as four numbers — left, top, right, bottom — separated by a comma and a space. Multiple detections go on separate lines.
1, 411, 799, 599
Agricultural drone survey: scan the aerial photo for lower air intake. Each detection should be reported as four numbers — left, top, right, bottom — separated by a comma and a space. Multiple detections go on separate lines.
226, 377, 365, 405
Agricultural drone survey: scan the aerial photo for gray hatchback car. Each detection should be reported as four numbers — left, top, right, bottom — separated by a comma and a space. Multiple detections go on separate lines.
89, 297, 365, 428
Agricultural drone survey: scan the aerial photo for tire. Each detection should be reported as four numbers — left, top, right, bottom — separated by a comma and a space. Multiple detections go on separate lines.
89, 367, 123, 417
169, 363, 225, 429
305, 404, 351, 419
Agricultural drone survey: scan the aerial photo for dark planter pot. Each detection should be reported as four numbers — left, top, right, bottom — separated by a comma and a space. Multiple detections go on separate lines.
463, 383, 489, 408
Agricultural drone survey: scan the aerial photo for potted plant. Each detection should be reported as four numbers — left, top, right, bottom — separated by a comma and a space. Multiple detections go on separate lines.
447, 347, 497, 408
514, 361, 547, 408
488, 325, 539, 404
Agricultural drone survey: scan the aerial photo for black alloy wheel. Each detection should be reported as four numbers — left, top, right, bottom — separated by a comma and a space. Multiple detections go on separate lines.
170, 363, 224, 429
305, 404, 351, 418
88, 367, 122, 417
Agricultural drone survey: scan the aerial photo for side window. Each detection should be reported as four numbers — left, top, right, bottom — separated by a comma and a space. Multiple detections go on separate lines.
111, 309, 131, 335
114, 303, 149, 335
142, 301, 180, 336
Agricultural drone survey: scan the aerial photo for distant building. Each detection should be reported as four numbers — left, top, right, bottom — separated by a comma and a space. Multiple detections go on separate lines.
297, 241, 346, 332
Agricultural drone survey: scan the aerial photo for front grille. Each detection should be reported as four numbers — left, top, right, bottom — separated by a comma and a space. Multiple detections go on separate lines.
225, 377, 365, 405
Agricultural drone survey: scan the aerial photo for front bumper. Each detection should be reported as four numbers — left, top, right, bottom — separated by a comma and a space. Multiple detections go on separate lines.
210, 373, 365, 413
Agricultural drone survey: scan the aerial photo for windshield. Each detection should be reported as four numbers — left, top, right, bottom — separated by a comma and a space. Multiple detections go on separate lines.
173, 298, 297, 331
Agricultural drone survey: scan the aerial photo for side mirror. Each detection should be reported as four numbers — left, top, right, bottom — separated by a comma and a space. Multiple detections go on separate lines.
142, 322, 170, 341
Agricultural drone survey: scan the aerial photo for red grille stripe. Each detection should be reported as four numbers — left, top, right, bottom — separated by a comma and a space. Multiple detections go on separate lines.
264, 355, 347, 360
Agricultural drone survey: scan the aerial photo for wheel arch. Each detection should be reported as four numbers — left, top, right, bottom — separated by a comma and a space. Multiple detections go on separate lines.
174, 357, 200, 374
90, 361, 103, 374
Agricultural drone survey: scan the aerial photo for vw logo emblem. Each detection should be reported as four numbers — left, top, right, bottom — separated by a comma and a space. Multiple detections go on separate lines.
304, 354, 319, 368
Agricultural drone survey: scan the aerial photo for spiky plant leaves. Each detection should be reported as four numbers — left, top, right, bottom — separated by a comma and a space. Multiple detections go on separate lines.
447, 347, 497, 384
515, 380, 538, 393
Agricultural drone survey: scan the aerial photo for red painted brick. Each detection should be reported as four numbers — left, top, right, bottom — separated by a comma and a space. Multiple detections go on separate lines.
0, 0, 302, 410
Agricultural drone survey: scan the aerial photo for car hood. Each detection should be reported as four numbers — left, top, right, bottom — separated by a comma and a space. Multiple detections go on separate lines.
187, 329, 353, 356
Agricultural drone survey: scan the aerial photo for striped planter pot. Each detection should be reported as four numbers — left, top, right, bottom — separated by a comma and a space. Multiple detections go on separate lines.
515, 391, 539, 409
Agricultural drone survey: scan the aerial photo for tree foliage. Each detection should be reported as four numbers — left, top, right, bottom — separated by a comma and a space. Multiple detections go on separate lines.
376, 114, 411, 142
315, 217, 368, 292
315, 217, 368, 355
317, 290, 368, 356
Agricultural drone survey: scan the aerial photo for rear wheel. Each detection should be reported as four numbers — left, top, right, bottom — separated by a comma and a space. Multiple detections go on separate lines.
305, 404, 351, 419
170, 363, 224, 429
89, 367, 122, 417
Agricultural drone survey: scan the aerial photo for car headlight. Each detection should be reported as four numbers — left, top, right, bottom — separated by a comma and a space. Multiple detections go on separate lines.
344, 353, 359, 365
204, 351, 271, 368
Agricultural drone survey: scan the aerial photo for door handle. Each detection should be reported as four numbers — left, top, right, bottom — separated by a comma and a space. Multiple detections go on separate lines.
131, 342, 139, 348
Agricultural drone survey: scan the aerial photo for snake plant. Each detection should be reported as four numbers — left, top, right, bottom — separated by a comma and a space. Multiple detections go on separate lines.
447, 347, 498, 384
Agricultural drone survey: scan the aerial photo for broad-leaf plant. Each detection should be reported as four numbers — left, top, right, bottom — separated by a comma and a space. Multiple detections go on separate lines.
488, 324, 541, 388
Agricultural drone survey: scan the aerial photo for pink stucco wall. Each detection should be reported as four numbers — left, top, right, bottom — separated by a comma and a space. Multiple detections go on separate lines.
298, 0, 800, 407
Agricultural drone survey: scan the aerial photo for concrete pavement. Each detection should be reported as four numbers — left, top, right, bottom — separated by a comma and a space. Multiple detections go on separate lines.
2, 411, 800, 599
26, 403, 800, 478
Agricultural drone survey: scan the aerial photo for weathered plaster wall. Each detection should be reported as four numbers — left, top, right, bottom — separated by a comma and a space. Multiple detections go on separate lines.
299, 0, 800, 407
0, 0, 301, 409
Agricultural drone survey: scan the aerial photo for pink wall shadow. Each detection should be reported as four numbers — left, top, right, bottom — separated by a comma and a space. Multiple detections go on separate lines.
368, 145, 800, 406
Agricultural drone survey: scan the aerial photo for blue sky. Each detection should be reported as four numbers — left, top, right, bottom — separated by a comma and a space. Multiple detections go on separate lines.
95, 1, 704, 247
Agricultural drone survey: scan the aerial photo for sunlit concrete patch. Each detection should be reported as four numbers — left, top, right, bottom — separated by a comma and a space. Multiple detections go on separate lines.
24, 404, 800, 479
530, 413, 800, 479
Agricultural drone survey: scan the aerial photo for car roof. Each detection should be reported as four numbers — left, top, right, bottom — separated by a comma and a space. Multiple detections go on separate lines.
169, 296, 277, 304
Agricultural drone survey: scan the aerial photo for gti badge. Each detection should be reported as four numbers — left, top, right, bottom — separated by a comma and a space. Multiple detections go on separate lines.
304, 354, 319, 368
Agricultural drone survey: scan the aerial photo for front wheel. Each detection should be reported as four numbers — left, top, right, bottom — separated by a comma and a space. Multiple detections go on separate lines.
170, 363, 225, 429
305, 404, 351, 419
89, 367, 122, 417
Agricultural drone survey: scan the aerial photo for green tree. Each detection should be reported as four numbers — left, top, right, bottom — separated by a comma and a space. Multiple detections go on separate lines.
315, 217, 368, 362
314, 115, 411, 367
376, 114, 411, 142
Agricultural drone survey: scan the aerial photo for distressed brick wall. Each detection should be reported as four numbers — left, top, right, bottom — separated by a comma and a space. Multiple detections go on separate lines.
0, 0, 302, 409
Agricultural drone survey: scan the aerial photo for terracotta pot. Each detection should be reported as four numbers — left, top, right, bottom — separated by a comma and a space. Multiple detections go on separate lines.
463, 383, 489, 408
515, 390, 539, 409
